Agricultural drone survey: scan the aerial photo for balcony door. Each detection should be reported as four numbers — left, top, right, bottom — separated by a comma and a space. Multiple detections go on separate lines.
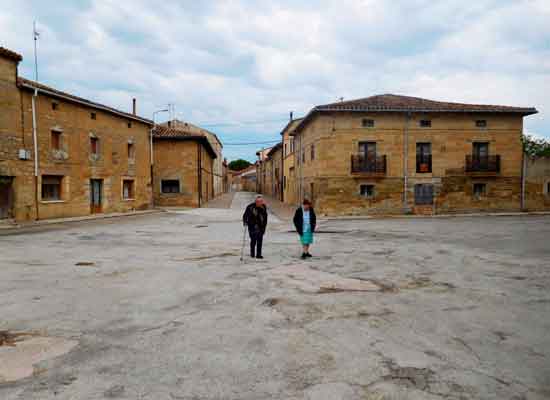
473, 142, 489, 169
359, 142, 377, 172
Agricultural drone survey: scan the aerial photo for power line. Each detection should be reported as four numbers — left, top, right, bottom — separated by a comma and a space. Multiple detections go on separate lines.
198, 118, 289, 128
222, 139, 281, 146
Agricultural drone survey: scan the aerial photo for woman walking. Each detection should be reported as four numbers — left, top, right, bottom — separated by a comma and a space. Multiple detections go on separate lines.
293, 199, 317, 259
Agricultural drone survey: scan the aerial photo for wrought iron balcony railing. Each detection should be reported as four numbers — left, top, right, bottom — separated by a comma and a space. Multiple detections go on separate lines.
351, 154, 387, 174
465, 155, 500, 173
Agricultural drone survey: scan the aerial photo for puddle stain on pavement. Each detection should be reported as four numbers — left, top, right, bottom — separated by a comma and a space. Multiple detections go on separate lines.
0, 331, 78, 383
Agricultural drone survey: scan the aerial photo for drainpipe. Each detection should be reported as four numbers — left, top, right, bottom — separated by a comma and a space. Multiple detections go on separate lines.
31, 88, 40, 220
403, 112, 411, 213
521, 151, 526, 211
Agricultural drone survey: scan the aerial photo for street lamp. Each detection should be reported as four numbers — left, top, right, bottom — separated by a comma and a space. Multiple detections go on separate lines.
150, 108, 169, 207
150, 108, 169, 167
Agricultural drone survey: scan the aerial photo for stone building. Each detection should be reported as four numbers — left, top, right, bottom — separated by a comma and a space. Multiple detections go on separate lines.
152, 125, 217, 208
290, 94, 538, 215
281, 118, 302, 205
256, 143, 283, 200
0, 47, 152, 221
524, 156, 550, 211
161, 120, 225, 198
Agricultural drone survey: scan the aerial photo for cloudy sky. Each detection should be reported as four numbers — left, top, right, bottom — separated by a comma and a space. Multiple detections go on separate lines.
1, 0, 549, 160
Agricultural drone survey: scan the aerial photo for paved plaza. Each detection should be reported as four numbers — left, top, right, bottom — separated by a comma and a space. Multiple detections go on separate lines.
1, 192, 549, 399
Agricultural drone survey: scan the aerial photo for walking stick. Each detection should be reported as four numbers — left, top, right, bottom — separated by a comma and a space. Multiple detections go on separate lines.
240, 225, 247, 262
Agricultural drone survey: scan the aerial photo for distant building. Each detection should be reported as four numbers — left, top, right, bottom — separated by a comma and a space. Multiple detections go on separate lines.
524, 156, 550, 211
161, 119, 225, 198
152, 125, 217, 208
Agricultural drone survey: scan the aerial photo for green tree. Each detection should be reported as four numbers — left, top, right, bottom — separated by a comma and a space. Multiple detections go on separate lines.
228, 159, 252, 171
522, 134, 550, 158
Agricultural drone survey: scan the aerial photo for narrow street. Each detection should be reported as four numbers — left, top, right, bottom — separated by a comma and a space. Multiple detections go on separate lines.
0, 199, 549, 399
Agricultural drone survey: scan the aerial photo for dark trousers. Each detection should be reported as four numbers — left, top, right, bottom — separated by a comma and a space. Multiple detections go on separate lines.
249, 229, 264, 257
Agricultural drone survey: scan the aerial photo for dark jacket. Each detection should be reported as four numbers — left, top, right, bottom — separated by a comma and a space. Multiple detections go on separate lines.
293, 207, 316, 236
243, 203, 268, 234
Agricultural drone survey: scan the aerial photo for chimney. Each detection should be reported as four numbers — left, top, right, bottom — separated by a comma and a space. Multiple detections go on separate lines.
167, 120, 171, 128
132, 98, 136, 115
290, 111, 293, 121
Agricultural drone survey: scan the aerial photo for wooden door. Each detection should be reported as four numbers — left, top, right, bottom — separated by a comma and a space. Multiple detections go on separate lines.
90, 179, 103, 214
0, 177, 14, 219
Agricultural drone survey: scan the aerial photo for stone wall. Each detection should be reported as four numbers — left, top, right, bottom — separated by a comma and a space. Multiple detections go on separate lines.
524, 156, 550, 211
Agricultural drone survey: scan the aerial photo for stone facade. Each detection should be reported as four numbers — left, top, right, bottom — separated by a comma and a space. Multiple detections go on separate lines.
0, 48, 152, 221
152, 126, 216, 208
290, 95, 537, 216
163, 120, 225, 198
281, 118, 301, 206
257, 143, 283, 200
524, 156, 550, 211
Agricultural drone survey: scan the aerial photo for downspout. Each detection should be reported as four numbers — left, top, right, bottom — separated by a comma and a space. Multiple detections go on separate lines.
31, 88, 40, 220
403, 112, 411, 213
521, 151, 526, 211
197, 143, 202, 207
149, 125, 154, 208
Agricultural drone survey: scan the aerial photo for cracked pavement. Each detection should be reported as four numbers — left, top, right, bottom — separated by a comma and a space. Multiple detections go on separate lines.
0, 192, 549, 399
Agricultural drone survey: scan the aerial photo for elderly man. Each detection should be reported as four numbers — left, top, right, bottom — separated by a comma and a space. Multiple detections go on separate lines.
243, 195, 268, 259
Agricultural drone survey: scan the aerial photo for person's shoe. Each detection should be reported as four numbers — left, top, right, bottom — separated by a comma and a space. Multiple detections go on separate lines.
250, 254, 255, 258
301, 253, 307, 260
305, 253, 313, 258
256, 255, 264, 259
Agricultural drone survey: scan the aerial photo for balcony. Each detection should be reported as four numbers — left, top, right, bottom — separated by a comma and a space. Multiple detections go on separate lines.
351, 154, 386, 175
465, 155, 500, 174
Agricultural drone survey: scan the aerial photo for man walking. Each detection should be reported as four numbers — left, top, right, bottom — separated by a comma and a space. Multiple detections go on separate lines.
243, 195, 268, 259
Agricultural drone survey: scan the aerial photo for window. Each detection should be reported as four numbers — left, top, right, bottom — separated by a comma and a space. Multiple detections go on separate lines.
359, 141, 377, 158
161, 180, 180, 194
91, 112, 97, 120
42, 175, 62, 201
545, 181, 550, 196
473, 142, 489, 158
476, 120, 487, 128
360, 184, 375, 198
473, 183, 486, 199
311, 144, 315, 161
415, 184, 434, 205
51, 102, 58, 110
122, 179, 134, 199
419, 119, 432, 128
416, 143, 432, 173
283, 175, 287, 189
90, 137, 99, 155
127, 121, 132, 128
290, 139, 294, 153
302, 150, 306, 164
362, 118, 375, 128
285, 143, 288, 156
51, 130, 61, 150
127, 143, 135, 159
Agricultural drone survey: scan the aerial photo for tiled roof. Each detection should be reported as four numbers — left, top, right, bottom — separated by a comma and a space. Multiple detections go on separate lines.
152, 125, 217, 159
0, 47, 22, 62
316, 94, 537, 115
292, 94, 538, 135
18, 77, 152, 124
161, 120, 223, 148
266, 141, 282, 157
280, 117, 304, 136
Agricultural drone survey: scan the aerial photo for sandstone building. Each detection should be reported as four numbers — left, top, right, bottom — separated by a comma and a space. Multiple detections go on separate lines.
524, 156, 550, 211
160, 120, 225, 198
0, 47, 152, 221
256, 143, 283, 200
152, 124, 217, 208
278, 95, 538, 215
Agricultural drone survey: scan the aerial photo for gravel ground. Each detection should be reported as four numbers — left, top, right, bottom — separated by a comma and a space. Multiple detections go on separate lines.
0, 192, 549, 399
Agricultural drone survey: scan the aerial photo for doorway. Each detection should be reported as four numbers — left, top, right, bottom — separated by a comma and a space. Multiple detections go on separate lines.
90, 179, 103, 214
0, 176, 14, 219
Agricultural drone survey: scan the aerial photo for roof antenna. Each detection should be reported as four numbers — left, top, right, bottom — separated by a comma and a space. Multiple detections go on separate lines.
33, 20, 40, 82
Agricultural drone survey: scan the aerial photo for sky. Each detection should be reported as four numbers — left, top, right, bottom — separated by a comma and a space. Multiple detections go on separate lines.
1, 0, 549, 161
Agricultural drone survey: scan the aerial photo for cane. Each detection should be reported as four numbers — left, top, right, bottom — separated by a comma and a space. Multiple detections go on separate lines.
239, 225, 247, 262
